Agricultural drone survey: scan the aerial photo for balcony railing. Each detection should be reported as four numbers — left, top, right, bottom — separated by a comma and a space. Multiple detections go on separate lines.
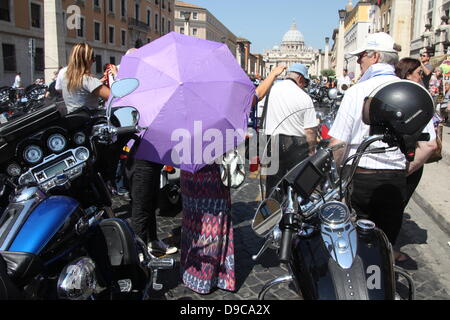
128, 18, 150, 32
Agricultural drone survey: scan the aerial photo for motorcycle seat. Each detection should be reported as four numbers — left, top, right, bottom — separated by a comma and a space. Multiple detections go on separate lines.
0, 251, 44, 282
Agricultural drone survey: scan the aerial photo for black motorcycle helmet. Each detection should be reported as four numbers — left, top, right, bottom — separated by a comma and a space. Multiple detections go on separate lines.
362, 80, 434, 161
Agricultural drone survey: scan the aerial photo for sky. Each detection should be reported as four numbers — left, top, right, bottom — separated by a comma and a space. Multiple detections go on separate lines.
187, 0, 351, 53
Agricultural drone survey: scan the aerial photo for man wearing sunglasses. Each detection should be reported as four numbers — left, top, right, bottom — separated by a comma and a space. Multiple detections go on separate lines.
327, 32, 435, 264
420, 51, 433, 89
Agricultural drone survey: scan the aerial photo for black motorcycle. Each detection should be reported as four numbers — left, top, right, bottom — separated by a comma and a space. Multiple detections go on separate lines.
0, 78, 173, 300
252, 80, 433, 300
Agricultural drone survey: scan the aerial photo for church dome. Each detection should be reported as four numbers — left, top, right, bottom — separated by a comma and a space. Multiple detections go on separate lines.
282, 23, 304, 43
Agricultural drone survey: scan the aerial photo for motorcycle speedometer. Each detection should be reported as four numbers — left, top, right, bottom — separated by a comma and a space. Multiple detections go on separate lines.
23, 145, 43, 164
47, 134, 67, 153
73, 132, 86, 145
75, 147, 90, 161
319, 201, 350, 225
7, 163, 21, 177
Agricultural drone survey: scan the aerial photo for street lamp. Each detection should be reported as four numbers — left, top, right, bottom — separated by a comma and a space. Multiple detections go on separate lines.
182, 11, 191, 36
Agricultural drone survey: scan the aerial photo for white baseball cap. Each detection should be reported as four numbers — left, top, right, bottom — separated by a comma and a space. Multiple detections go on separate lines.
349, 32, 398, 56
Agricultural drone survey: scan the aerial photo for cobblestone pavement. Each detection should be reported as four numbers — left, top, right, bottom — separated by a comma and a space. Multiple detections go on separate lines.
112, 173, 450, 301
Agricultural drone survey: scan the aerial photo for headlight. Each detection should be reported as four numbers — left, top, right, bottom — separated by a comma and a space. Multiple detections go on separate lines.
73, 132, 86, 145
75, 147, 90, 161
23, 145, 43, 164
6, 163, 21, 177
57, 257, 98, 300
47, 134, 67, 153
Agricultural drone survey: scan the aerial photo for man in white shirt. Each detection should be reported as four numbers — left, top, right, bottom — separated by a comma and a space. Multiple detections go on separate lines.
264, 63, 318, 197
337, 69, 351, 94
12, 72, 21, 88
328, 33, 436, 262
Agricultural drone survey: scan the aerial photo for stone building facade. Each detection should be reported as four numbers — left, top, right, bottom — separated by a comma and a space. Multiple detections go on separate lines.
174, 1, 237, 57
263, 22, 316, 77
0, 0, 175, 87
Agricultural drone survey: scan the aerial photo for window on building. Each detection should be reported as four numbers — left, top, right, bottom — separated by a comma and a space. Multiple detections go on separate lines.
94, 22, 101, 41
2, 43, 16, 71
95, 55, 102, 73
110, 56, 116, 65
155, 13, 158, 30
77, 17, 85, 37
0, 0, 10, 21
180, 27, 184, 34
168, 20, 171, 32
168, 2, 171, 12
192, 28, 197, 36
94, 0, 100, 8
193, 12, 198, 20
147, 9, 151, 26
121, 0, 126, 17
162, 0, 165, 9
109, 0, 114, 13
147, 38, 151, 43
162, 17, 165, 34
34, 47, 44, 71
109, 26, 115, 44
155, 0, 159, 5
121, 30, 126, 46
135, 3, 139, 20
31, 2, 41, 28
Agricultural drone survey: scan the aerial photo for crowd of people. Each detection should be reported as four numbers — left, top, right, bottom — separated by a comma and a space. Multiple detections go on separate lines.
34, 29, 442, 296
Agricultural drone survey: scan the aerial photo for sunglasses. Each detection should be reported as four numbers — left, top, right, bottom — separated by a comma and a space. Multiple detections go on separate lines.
420, 54, 428, 57
357, 51, 368, 61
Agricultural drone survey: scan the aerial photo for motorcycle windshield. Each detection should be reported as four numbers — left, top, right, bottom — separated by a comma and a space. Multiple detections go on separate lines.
0, 102, 64, 142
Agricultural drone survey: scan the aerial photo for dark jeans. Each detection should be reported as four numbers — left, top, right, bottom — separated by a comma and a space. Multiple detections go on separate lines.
404, 166, 424, 210
350, 172, 407, 246
266, 134, 309, 199
128, 158, 163, 244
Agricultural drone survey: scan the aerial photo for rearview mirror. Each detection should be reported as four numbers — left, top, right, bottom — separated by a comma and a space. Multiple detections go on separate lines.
111, 106, 140, 127
110, 78, 139, 98
252, 199, 283, 237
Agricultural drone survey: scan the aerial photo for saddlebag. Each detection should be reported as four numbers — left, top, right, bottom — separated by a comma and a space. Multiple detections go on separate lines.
98, 218, 140, 267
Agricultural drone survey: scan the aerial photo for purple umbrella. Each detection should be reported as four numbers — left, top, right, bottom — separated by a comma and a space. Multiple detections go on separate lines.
112, 32, 255, 173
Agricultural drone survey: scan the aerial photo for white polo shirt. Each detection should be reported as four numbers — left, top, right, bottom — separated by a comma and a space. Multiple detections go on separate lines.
264, 80, 318, 137
329, 75, 436, 170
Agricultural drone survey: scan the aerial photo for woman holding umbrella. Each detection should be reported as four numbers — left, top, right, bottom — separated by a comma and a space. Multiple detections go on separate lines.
179, 66, 286, 295
111, 32, 286, 294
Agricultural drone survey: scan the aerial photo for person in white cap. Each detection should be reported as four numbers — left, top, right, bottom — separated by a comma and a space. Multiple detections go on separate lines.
328, 32, 436, 264
263, 63, 318, 197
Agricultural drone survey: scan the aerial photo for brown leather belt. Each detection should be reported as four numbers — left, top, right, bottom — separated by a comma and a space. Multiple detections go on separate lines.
355, 167, 406, 174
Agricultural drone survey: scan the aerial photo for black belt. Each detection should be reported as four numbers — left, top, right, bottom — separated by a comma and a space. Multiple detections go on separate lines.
355, 167, 406, 174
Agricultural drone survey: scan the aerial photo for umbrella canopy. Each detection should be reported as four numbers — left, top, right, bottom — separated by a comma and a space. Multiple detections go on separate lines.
112, 32, 255, 173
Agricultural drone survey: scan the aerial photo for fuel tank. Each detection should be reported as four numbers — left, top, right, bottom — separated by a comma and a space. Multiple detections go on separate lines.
290, 222, 395, 300
0, 187, 82, 257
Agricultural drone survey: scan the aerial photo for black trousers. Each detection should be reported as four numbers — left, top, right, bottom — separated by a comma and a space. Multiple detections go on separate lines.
128, 158, 163, 244
404, 166, 424, 210
265, 134, 309, 199
350, 172, 407, 246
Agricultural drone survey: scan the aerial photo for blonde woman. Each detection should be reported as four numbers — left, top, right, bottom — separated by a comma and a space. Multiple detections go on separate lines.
60, 43, 110, 114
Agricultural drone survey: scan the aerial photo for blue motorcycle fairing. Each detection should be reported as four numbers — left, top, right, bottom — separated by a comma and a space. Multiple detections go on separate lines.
8, 196, 80, 254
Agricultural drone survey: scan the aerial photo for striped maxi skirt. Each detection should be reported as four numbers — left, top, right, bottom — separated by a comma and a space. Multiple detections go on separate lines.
179, 164, 236, 294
